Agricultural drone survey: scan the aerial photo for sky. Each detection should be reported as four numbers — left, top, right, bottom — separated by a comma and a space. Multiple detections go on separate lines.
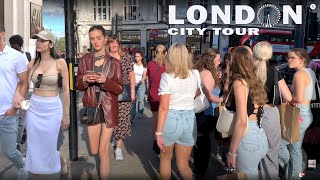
43, 0, 65, 38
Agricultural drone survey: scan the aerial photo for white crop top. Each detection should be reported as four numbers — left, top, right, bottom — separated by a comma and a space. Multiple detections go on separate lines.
158, 69, 199, 110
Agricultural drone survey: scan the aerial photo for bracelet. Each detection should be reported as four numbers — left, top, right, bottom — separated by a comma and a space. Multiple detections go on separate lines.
228, 152, 237, 157
131, 90, 135, 93
155, 131, 162, 136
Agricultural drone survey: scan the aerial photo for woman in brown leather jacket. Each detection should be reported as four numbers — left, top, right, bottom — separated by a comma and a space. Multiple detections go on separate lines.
76, 25, 123, 179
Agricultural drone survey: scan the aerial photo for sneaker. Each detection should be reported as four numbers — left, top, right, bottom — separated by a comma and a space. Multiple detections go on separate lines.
115, 148, 124, 161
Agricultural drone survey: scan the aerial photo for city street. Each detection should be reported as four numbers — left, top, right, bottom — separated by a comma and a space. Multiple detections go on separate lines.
1, 91, 320, 179
0, 92, 195, 179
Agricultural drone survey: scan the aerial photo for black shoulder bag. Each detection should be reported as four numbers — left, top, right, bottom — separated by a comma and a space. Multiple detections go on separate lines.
79, 58, 112, 126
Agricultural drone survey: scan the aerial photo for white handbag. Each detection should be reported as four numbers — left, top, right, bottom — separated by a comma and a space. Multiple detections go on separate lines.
193, 70, 210, 113
216, 80, 249, 136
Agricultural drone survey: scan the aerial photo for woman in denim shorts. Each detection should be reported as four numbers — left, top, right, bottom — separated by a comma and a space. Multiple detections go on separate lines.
156, 43, 198, 180
226, 47, 268, 179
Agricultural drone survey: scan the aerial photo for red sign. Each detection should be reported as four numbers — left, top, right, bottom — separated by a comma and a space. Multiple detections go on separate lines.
149, 29, 160, 38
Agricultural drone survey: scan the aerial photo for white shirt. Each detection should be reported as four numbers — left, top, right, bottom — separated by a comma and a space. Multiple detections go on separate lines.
0, 44, 28, 115
134, 63, 146, 84
158, 69, 199, 110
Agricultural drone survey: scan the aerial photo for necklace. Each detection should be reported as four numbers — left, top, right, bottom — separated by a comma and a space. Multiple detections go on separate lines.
94, 54, 105, 60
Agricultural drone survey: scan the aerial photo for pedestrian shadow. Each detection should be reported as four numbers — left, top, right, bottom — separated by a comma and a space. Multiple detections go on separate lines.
124, 103, 182, 180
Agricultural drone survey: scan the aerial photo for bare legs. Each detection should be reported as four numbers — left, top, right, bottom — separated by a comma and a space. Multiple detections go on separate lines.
87, 123, 113, 179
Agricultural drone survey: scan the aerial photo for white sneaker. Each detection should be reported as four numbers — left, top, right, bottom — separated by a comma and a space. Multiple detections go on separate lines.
115, 148, 124, 161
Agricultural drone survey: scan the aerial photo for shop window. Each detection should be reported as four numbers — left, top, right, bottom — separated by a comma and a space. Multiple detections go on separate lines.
124, 0, 141, 21
93, 0, 111, 21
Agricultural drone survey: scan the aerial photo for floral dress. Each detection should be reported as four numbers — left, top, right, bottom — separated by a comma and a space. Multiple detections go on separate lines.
114, 53, 134, 141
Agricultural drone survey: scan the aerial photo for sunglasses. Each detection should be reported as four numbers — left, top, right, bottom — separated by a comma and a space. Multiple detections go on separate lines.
34, 74, 43, 88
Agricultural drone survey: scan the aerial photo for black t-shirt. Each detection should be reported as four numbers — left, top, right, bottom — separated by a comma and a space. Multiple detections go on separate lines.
266, 67, 284, 104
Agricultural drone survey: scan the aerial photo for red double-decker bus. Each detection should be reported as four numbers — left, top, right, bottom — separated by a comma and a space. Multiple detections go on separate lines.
239, 29, 320, 64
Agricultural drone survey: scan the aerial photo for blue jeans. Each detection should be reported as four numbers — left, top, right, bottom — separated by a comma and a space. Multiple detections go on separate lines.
162, 110, 197, 146
278, 104, 313, 179
131, 82, 146, 118
237, 121, 268, 180
0, 114, 24, 169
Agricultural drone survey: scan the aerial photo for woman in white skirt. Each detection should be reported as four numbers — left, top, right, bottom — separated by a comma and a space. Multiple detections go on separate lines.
25, 30, 70, 178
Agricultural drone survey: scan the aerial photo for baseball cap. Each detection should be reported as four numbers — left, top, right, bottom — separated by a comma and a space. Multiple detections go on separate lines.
32, 30, 55, 44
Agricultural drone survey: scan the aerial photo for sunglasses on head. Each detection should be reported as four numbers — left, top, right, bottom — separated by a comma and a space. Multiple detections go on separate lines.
34, 74, 43, 88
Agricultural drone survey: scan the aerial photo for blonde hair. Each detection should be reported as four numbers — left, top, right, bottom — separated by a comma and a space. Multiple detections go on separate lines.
253, 41, 273, 85
106, 35, 124, 56
166, 43, 193, 79
154, 44, 166, 65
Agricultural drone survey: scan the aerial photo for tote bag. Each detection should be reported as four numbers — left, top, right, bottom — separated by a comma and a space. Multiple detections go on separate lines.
216, 80, 249, 136
193, 70, 210, 113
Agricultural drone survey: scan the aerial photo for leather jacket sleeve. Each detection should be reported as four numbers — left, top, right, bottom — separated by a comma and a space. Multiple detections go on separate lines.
76, 56, 89, 91
100, 58, 123, 95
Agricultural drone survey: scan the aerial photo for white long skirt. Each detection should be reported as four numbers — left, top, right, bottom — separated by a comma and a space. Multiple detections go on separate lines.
25, 94, 62, 174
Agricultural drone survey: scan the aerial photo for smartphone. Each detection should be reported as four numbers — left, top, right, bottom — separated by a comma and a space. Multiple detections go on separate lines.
86, 70, 99, 76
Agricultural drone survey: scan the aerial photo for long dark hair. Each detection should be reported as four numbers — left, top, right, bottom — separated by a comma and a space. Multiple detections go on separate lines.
228, 47, 267, 106
135, 50, 147, 68
194, 48, 220, 88
31, 43, 60, 77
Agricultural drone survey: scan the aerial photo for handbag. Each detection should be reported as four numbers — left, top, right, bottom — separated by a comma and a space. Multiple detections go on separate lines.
216, 79, 249, 136
118, 84, 132, 102
274, 68, 300, 143
79, 57, 112, 125
217, 169, 248, 180
309, 81, 320, 128
193, 70, 210, 113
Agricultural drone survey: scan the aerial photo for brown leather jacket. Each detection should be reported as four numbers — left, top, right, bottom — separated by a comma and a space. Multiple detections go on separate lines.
76, 53, 123, 128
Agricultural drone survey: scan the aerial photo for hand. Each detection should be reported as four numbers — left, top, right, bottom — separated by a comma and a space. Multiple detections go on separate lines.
227, 153, 237, 169
13, 93, 25, 109
61, 115, 70, 130
217, 71, 222, 79
96, 73, 107, 84
83, 74, 97, 83
3, 107, 18, 119
131, 92, 136, 102
138, 80, 143, 85
156, 135, 166, 153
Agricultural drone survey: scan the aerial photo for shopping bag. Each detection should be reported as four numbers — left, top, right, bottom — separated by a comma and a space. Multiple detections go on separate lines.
278, 103, 300, 144
217, 172, 248, 180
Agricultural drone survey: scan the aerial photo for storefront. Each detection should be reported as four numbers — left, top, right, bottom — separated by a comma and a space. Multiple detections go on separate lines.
120, 31, 141, 55
186, 32, 201, 55
147, 29, 169, 62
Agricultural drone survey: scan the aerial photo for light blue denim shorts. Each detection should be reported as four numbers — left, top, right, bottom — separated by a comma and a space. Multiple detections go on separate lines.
162, 109, 197, 146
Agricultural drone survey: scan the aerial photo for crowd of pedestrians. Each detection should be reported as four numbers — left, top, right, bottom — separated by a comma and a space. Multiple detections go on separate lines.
0, 23, 319, 180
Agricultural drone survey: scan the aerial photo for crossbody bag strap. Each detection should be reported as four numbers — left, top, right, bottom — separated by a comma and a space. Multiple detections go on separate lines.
97, 57, 113, 106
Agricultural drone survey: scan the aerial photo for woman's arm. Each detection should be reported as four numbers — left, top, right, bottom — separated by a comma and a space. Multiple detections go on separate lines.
201, 70, 223, 103
156, 94, 170, 152
140, 69, 147, 83
290, 71, 305, 104
75, 57, 89, 91
129, 71, 136, 101
59, 59, 70, 129
278, 79, 292, 102
228, 80, 248, 168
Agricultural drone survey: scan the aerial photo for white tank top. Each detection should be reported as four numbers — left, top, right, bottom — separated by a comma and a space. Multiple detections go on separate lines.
291, 68, 317, 100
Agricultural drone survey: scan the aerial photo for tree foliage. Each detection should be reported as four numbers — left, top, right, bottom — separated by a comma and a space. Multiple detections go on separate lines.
55, 37, 65, 52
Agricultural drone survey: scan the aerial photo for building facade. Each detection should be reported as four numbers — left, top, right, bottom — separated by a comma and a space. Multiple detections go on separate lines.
1, 0, 42, 57
75, 0, 320, 59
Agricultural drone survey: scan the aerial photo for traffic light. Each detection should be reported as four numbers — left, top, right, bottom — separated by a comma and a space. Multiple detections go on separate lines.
117, 15, 123, 32
202, 23, 210, 44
